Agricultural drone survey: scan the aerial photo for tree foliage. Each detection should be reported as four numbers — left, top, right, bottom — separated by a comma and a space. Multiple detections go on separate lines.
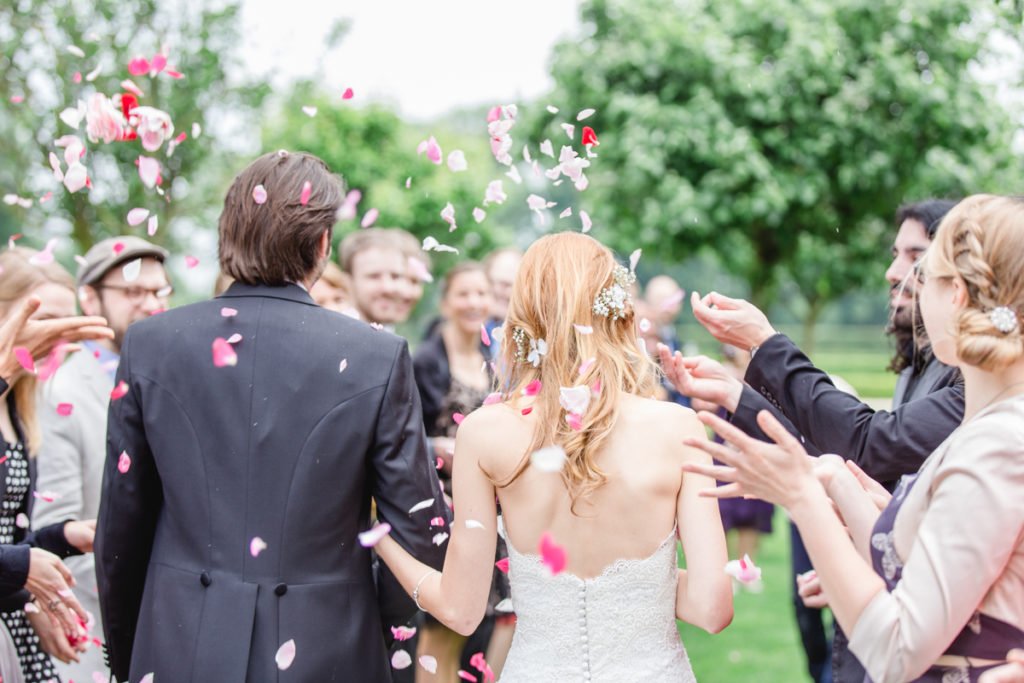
541, 0, 1021, 316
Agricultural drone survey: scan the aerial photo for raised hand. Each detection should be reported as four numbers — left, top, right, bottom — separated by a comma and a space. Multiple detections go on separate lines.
656, 345, 744, 413
0, 296, 113, 380
25, 548, 89, 640
796, 570, 830, 609
689, 291, 777, 351
680, 409, 819, 509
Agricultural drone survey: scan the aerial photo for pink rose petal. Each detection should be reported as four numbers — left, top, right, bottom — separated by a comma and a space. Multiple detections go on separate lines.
212, 337, 238, 367
440, 202, 457, 232
419, 656, 438, 674
358, 523, 392, 548
458, 671, 478, 682
127, 207, 150, 226
252, 184, 267, 204
391, 625, 416, 641
14, 347, 34, 373
342, 87, 354, 100
147, 215, 159, 236
725, 553, 763, 584
249, 537, 267, 557
15, 513, 29, 529
392, 650, 412, 670
299, 181, 312, 206
523, 380, 542, 396
64, 162, 89, 193
452, 412, 465, 425
447, 150, 468, 172
482, 392, 502, 406
110, 381, 129, 400
128, 57, 150, 75
140, 674, 154, 683
430, 517, 446, 528
112, 241, 125, 255
480, 325, 491, 347
56, 402, 73, 416
539, 532, 567, 575
138, 156, 160, 189
495, 557, 510, 573
566, 412, 584, 431
221, 307, 238, 318
185, 255, 199, 269
360, 208, 379, 228
275, 639, 296, 670
117, 451, 131, 474
472, 207, 486, 223
121, 79, 145, 97
150, 53, 167, 74
33, 491, 58, 503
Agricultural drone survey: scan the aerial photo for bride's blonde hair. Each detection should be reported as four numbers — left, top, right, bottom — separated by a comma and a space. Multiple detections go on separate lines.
924, 194, 1024, 371
496, 232, 658, 509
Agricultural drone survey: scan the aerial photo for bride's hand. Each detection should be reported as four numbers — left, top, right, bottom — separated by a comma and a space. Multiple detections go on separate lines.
681, 409, 820, 509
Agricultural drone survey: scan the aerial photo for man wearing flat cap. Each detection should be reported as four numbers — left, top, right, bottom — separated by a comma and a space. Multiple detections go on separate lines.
33, 236, 170, 681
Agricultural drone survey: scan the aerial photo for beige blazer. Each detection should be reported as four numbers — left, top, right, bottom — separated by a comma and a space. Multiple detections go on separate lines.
35, 348, 113, 681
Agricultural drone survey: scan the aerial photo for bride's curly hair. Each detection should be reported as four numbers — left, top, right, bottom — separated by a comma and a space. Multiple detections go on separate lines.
495, 232, 658, 510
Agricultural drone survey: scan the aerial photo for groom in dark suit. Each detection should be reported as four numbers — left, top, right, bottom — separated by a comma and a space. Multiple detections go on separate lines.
96, 151, 447, 682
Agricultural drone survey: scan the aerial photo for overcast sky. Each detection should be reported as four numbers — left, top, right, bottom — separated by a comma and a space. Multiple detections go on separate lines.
240, 0, 583, 120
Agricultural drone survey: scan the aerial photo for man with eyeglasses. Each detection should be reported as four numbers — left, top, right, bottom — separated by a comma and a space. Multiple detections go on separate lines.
33, 235, 170, 682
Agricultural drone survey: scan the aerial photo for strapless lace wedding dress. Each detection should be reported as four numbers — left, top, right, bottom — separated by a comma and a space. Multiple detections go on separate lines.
498, 526, 696, 682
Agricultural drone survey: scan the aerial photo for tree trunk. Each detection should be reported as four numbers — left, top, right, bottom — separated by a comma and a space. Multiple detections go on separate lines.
801, 298, 825, 357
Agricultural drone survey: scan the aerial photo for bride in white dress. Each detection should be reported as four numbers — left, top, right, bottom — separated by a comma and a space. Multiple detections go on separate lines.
375, 232, 732, 681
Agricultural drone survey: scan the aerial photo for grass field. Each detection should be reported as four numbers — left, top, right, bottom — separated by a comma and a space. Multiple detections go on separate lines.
678, 509, 829, 682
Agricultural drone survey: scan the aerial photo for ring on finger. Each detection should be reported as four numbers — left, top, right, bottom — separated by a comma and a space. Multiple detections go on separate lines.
47, 599, 60, 611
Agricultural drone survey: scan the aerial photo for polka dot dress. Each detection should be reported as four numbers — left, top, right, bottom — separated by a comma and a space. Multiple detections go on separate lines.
0, 440, 59, 683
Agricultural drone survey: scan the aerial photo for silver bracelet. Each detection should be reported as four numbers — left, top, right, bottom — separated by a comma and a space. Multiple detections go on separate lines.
412, 570, 438, 611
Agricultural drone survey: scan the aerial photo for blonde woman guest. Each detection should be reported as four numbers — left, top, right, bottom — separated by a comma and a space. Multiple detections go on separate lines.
0, 249, 103, 682
376, 233, 732, 681
684, 194, 1024, 682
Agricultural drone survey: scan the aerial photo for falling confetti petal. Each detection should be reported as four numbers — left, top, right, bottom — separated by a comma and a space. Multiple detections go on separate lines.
126, 208, 150, 226
447, 150, 468, 172
432, 532, 449, 546
301, 106, 318, 117
524, 380, 542, 396
495, 557, 510, 573
185, 255, 199, 269
472, 207, 486, 223
566, 412, 584, 431
15, 513, 29, 529
559, 207, 573, 218
14, 348, 34, 373
221, 307, 238, 318
116, 450, 132, 474
275, 639, 296, 670
358, 523, 392, 548
581, 126, 599, 147
419, 656, 438, 674
250, 537, 268, 557
629, 249, 642, 273
392, 650, 412, 670
110, 381, 129, 400
540, 139, 554, 157
483, 180, 507, 206
405, 177, 412, 189
391, 625, 416, 641
147, 215, 159, 236
482, 392, 502, 406
409, 499, 434, 514
546, 105, 559, 114
138, 156, 160, 189
452, 412, 465, 425
421, 236, 460, 254
226, 334, 243, 344
342, 87, 354, 100
576, 108, 596, 121
531, 446, 567, 472
33, 491, 58, 503
430, 517, 446, 527
212, 338, 238, 367
361, 208, 379, 228
580, 210, 593, 234
122, 258, 142, 282
252, 184, 268, 204
539, 531, 568, 575
56, 403, 73, 416
480, 325, 491, 347
339, 358, 348, 373
725, 554, 762, 584
465, 520, 485, 530
560, 123, 575, 139
300, 181, 312, 205
64, 162, 89, 193
457, 671, 478, 682
574, 324, 593, 334
66, 44, 86, 58
139, 675, 154, 683
440, 203, 457, 232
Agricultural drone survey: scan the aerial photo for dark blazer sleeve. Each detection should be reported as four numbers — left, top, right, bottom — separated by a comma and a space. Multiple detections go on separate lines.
412, 335, 449, 436
0, 378, 7, 395
371, 339, 449, 631
741, 333, 964, 483
95, 329, 163, 683
730, 385, 823, 456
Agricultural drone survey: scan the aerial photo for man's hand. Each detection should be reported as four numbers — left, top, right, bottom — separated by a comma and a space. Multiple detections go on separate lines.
690, 291, 777, 351
657, 345, 743, 413
0, 296, 113, 380
64, 519, 96, 553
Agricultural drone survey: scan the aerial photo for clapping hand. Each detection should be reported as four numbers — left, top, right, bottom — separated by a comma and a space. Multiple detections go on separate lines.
25, 548, 89, 641
26, 604, 85, 664
657, 345, 744, 413
64, 519, 96, 553
0, 296, 113, 380
680, 409, 819, 509
689, 291, 777, 351
844, 461, 892, 512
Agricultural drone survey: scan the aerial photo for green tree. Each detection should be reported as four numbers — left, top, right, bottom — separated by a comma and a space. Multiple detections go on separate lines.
541, 0, 1021, 342
0, 0, 269, 255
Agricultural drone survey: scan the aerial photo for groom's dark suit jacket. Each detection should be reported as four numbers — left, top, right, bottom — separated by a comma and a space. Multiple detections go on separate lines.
96, 283, 448, 683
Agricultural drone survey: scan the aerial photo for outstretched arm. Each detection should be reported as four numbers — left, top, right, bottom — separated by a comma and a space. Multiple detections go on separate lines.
374, 410, 498, 636
674, 416, 732, 633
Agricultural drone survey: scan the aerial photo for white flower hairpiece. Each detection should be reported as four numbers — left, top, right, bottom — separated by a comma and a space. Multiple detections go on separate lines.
592, 265, 636, 320
989, 306, 1019, 334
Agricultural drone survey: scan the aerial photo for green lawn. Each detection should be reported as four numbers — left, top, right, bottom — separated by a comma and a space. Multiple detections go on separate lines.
678, 509, 829, 682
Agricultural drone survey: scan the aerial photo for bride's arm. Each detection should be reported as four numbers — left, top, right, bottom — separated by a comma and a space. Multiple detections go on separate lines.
675, 417, 733, 633
374, 411, 499, 636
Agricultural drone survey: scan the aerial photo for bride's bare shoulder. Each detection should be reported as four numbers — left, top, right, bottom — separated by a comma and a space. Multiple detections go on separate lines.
455, 402, 527, 444
620, 394, 705, 441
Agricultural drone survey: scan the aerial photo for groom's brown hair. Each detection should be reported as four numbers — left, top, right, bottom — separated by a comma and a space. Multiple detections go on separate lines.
218, 151, 344, 286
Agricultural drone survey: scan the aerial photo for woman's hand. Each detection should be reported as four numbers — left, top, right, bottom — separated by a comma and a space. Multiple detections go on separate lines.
25, 548, 88, 638
980, 650, 1024, 683
796, 570, 830, 609
845, 461, 892, 512
657, 346, 744, 413
681, 409, 820, 509
64, 519, 96, 553
0, 296, 112, 380
812, 454, 847, 490
26, 605, 84, 664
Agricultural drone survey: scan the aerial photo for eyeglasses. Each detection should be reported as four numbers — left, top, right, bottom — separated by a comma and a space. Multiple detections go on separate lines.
96, 284, 174, 303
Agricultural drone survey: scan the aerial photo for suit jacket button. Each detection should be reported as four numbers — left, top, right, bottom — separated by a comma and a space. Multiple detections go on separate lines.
200, 571, 212, 587
274, 583, 288, 596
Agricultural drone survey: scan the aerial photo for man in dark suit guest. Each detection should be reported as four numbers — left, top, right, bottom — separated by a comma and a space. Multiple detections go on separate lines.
95, 151, 448, 683
659, 199, 961, 683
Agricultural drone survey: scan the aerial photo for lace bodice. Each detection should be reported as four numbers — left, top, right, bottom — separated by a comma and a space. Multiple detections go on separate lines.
499, 526, 696, 682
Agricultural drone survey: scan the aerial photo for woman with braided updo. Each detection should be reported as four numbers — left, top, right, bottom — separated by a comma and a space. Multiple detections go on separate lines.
682, 194, 1024, 682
